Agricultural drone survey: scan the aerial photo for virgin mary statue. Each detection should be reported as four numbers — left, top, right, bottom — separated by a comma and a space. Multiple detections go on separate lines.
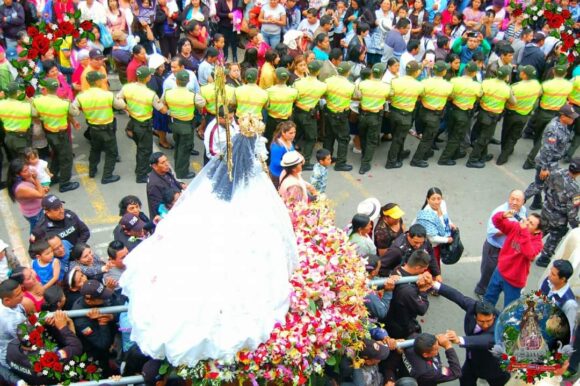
120, 115, 299, 367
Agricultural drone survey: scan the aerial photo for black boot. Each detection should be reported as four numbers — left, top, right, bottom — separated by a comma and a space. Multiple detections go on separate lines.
530, 194, 542, 210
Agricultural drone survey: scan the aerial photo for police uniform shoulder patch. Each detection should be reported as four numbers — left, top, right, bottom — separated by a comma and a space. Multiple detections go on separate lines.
547, 137, 557, 144
573, 194, 580, 207
81, 326, 93, 336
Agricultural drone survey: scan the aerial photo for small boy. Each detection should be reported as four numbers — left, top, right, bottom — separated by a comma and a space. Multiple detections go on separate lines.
310, 148, 331, 194
30, 239, 60, 290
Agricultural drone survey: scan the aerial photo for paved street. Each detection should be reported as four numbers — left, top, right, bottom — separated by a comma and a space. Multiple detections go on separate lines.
0, 107, 564, 384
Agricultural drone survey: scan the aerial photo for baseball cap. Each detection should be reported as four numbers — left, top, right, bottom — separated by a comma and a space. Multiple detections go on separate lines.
136, 66, 154, 80
42, 194, 65, 210
372, 63, 387, 76
570, 157, 580, 173
382, 204, 404, 219
86, 71, 106, 83
518, 65, 537, 79
77, 49, 90, 61
496, 65, 511, 79
464, 61, 479, 73
89, 48, 105, 59
360, 339, 390, 360
275, 67, 290, 80
43, 78, 59, 90
176, 70, 190, 82
245, 68, 259, 83
80, 280, 113, 300
433, 60, 450, 73
554, 63, 568, 76
337, 61, 352, 75
559, 104, 579, 119
307, 60, 322, 73
120, 213, 146, 232
405, 60, 421, 74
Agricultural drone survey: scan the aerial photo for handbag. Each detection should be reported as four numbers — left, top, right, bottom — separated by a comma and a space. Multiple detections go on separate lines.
440, 228, 464, 265
98, 23, 114, 48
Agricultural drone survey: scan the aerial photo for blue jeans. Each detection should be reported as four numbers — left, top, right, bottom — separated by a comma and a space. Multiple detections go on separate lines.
25, 211, 43, 234
261, 31, 281, 48
484, 268, 522, 309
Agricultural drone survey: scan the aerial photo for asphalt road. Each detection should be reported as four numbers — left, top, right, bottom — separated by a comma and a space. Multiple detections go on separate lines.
0, 98, 569, 385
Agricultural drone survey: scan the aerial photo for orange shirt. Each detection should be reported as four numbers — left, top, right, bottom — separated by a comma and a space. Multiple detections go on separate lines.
80, 65, 109, 91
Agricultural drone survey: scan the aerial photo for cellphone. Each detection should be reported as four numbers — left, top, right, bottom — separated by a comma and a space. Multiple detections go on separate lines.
513, 213, 522, 221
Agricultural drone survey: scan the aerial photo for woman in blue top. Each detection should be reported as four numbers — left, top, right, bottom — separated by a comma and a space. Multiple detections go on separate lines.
269, 121, 296, 188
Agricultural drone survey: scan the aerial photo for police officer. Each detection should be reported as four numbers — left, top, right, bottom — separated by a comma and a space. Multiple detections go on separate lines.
524, 64, 572, 169
566, 75, 580, 163
535, 157, 580, 267
524, 104, 577, 210
386, 60, 423, 169
293, 60, 327, 170
116, 66, 168, 183
498, 65, 542, 165
265, 68, 298, 143
163, 71, 203, 179
466, 65, 514, 169
234, 68, 268, 118
438, 62, 482, 166
198, 72, 234, 137
71, 71, 124, 184
358, 63, 391, 175
0, 82, 34, 160
411, 61, 453, 168
33, 78, 80, 193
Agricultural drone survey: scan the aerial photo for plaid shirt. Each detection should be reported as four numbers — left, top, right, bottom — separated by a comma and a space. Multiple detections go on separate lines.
0, 303, 25, 366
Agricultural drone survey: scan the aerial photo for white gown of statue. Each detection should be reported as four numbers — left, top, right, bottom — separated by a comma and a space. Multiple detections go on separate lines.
120, 125, 298, 367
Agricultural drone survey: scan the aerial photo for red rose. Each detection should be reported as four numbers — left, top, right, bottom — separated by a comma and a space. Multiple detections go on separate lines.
72, 30, 80, 39
562, 9, 571, 19
512, 8, 523, 17
27, 47, 39, 60
52, 362, 63, 372
569, 52, 576, 63
86, 364, 98, 374
544, 10, 553, 18
80, 20, 93, 31
33, 362, 42, 373
26, 26, 39, 38
29, 330, 41, 343
59, 21, 75, 35
31, 35, 50, 55
25, 85, 35, 98
39, 352, 58, 368
501, 354, 508, 360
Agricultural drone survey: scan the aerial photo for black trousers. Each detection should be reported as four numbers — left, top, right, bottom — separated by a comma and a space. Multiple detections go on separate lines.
218, 24, 239, 62
474, 240, 501, 296
460, 359, 510, 386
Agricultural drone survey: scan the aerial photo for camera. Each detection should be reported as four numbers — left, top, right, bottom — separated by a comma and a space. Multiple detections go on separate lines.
513, 213, 522, 221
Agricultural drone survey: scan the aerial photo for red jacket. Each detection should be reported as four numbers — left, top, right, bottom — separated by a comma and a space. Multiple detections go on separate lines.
494, 211, 543, 288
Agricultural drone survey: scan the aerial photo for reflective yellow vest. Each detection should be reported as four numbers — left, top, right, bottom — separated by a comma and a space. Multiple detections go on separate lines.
122, 82, 156, 122
421, 76, 453, 111
165, 87, 195, 121
568, 76, 580, 106
33, 95, 69, 132
506, 80, 542, 115
235, 84, 268, 116
480, 78, 511, 114
76, 88, 115, 125
324, 75, 355, 113
266, 85, 298, 119
359, 79, 390, 113
294, 76, 327, 111
450, 76, 482, 110
201, 84, 235, 115
539, 77, 572, 110
390, 75, 423, 112
0, 98, 33, 132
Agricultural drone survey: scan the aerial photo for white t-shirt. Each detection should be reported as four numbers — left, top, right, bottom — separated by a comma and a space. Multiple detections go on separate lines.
260, 3, 286, 35
30, 159, 51, 185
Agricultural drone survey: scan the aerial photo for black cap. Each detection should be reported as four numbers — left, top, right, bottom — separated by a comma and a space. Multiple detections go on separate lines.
41, 194, 65, 210
89, 48, 105, 59
80, 280, 113, 300
360, 339, 390, 360
559, 104, 579, 120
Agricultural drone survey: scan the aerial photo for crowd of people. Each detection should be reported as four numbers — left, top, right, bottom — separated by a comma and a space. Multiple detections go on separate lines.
0, 0, 579, 382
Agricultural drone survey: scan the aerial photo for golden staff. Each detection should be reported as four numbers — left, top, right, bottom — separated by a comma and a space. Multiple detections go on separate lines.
214, 65, 233, 181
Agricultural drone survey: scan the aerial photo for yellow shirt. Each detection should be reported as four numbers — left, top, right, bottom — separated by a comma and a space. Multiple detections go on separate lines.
259, 63, 276, 90
81, 65, 109, 91
58, 36, 73, 68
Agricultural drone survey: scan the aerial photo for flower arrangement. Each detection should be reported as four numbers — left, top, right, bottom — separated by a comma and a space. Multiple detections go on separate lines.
509, 0, 579, 63
492, 290, 571, 384
175, 199, 371, 384
10, 13, 94, 98
17, 312, 102, 385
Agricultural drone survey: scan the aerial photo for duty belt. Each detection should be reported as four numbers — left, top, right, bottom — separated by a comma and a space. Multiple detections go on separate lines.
5, 131, 29, 138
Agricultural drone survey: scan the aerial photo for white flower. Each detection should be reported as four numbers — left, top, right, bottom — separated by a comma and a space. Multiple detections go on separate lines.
51, 24, 58, 30
30, 78, 38, 86
64, 365, 70, 371
31, 345, 37, 350
532, 15, 538, 20
23, 335, 29, 340
70, 361, 75, 366
575, 39, 579, 44
28, 60, 35, 68
531, 5, 538, 10
39, 349, 46, 355
63, 15, 69, 22
538, 9, 544, 16
79, 363, 86, 369
42, 370, 48, 375
557, 6, 562, 11
46, 33, 53, 40
524, 13, 529, 18
560, 24, 565, 31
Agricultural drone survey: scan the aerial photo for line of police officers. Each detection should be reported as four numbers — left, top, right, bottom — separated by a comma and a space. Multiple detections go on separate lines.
1, 58, 579, 187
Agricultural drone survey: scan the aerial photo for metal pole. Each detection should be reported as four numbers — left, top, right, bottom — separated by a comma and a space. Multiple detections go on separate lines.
58, 375, 145, 386
395, 339, 415, 349
368, 276, 419, 288
51, 305, 129, 318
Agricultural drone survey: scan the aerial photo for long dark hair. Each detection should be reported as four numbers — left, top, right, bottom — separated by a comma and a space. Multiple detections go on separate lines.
421, 187, 443, 209
7, 158, 26, 202
350, 214, 371, 236
118, 195, 143, 216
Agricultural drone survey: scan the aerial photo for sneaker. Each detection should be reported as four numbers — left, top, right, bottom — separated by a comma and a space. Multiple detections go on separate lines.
352, 147, 362, 154
535, 255, 551, 267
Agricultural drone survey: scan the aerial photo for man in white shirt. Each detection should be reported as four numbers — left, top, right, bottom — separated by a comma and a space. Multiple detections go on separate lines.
163, 56, 200, 93
204, 108, 239, 162
540, 259, 578, 333
0, 279, 26, 383
78, 0, 107, 24
297, 8, 320, 38
399, 39, 420, 77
